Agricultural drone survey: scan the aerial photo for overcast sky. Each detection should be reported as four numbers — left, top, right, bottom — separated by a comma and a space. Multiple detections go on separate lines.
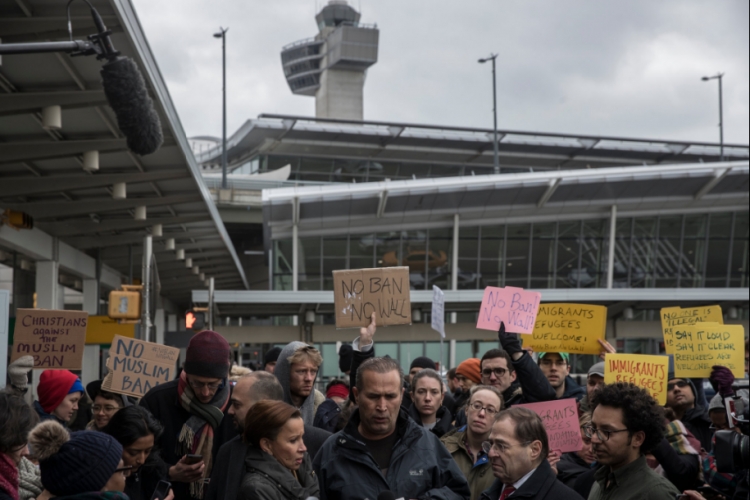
131, 0, 749, 145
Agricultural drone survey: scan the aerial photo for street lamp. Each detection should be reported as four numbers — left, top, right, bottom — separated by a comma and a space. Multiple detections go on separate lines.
701, 72, 724, 162
214, 27, 229, 188
478, 54, 499, 174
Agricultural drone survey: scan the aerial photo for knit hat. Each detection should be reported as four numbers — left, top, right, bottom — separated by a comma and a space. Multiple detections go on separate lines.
28, 421, 123, 496
38, 370, 83, 414
264, 347, 282, 367
708, 394, 726, 413
456, 358, 482, 384
338, 344, 353, 373
184, 330, 231, 379
539, 352, 570, 364
326, 382, 349, 400
588, 361, 605, 378
410, 356, 436, 372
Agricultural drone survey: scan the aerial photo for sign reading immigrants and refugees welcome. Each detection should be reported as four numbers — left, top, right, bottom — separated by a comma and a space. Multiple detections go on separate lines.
517, 398, 583, 453
10, 309, 88, 370
604, 353, 670, 405
522, 303, 607, 355
333, 267, 411, 328
102, 335, 180, 398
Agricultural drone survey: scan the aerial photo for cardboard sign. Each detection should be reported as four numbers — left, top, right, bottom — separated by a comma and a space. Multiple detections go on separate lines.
102, 335, 180, 398
10, 309, 88, 370
333, 267, 411, 328
476, 286, 541, 334
673, 322, 745, 379
517, 398, 582, 453
522, 304, 607, 354
661, 305, 723, 355
604, 353, 669, 405
431, 285, 445, 338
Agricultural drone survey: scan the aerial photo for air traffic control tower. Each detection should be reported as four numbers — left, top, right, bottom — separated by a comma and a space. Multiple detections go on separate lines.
281, 1, 379, 120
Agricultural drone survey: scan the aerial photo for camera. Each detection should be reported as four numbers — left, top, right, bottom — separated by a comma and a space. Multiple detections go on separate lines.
714, 430, 749, 473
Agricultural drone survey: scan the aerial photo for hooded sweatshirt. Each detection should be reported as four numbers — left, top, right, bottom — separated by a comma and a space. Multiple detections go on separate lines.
274, 341, 318, 425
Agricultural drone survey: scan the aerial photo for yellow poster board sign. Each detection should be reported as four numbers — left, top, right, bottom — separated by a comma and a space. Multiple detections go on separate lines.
661, 305, 723, 355
522, 304, 607, 355
86, 316, 135, 345
604, 353, 669, 405
673, 322, 745, 379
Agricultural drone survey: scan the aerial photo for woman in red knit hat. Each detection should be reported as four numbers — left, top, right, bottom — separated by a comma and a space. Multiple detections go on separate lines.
33, 369, 85, 425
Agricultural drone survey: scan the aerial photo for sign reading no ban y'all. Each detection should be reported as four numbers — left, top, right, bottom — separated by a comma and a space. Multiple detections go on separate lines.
333, 267, 411, 328
102, 335, 180, 398
10, 309, 88, 370
476, 286, 542, 334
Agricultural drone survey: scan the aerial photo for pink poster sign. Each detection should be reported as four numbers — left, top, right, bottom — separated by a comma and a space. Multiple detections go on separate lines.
475, 286, 542, 334
517, 398, 583, 453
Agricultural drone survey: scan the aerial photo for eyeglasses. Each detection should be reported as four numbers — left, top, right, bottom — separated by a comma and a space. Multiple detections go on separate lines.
115, 465, 133, 476
482, 368, 508, 378
468, 401, 499, 415
188, 379, 222, 391
582, 425, 629, 442
667, 380, 689, 391
93, 405, 120, 413
481, 440, 531, 454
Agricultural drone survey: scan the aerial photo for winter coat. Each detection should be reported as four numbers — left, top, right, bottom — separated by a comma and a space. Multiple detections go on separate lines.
682, 405, 714, 451
557, 452, 593, 489
560, 376, 586, 402
313, 408, 470, 500
314, 399, 342, 433
275, 342, 318, 425
440, 427, 494, 500
407, 403, 454, 439
480, 460, 584, 500
32, 400, 65, 425
123, 455, 169, 500
240, 447, 320, 500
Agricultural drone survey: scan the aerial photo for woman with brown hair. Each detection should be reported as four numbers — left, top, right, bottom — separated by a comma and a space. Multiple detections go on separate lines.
240, 400, 319, 500
0, 392, 39, 500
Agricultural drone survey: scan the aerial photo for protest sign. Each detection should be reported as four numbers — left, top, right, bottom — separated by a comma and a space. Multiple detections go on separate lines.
102, 335, 180, 398
517, 398, 582, 453
673, 322, 745, 379
10, 309, 87, 370
604, 353, 669, 405
522, 304, 607, 354
476, 286, 541, 334
661, 305, 723, 355
333, 267, 411, 328
431, 285, 445, 338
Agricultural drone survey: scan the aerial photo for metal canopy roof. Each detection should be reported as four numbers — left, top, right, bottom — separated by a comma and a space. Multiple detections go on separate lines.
196, 114, 749, 172
262, 161, 749, 239
0, 0, 247, 303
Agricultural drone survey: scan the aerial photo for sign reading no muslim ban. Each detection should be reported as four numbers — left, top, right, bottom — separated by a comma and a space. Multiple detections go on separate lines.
333, 267, 411, 328
517, 398, 582, 453
102, 335, 180, 398
522, 303, 607, 355
672, 322, 745, 379
10, 309, 88, 370
476, 286, 542, 334
661, 305, 723, 355
604, 353, 670, 405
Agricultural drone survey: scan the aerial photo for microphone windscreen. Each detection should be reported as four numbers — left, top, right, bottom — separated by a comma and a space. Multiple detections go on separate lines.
377, 492, 396, 500
101, 56, 163, 156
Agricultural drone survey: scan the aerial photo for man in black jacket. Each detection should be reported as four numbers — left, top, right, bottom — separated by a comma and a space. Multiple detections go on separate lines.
480, 407, 583, 500
665, 376, 713, 450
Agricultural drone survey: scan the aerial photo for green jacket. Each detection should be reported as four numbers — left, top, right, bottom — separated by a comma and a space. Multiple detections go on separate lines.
588, 455, 680, 500
440, 428, 494, 500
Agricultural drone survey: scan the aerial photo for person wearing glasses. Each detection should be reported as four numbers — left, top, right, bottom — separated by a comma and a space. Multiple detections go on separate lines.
665, 376, 713, 451
27, 420, 132, 499
0, 392, 39, 500
86, 380, 131, 431
480, 407, 583, 500
586, 382, 680, 500
441, 385, 503, 500
140, 330, 235, 500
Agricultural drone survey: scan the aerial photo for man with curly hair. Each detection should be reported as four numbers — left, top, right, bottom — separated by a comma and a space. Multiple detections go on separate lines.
586, 382, 680, 500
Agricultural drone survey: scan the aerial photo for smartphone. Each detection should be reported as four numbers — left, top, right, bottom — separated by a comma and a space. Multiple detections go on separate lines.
150, 480, 171, 500
184, 454, 203, 465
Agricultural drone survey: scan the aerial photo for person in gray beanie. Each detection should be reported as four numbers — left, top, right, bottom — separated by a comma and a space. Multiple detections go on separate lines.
274, 342, 322, 425
579, 361, 605, 413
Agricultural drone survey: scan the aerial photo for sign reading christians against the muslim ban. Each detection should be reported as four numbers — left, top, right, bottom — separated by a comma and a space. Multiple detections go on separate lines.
333, 267, 411, 328
604, 353, 670, 405
476, 286, 542, 334
661, 305, 723, 355
102, 335, 180, 398
522, 303, 607, 355
517, 398, 583, 453
672, 322, 745, 379
10, 309, 88, 370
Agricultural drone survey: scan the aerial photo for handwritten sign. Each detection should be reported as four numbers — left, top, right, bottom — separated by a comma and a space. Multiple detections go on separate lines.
102, 335, 180, 398
431, 285, 445, 338
604, 353, 669, 405
10, 309, 87, 369
673, 322, 745, 378
517, 398, 582, 453
522, 304, 607, 354
333, 267, 411, 328
661, 305, 723, 354
476, 286, 541, 334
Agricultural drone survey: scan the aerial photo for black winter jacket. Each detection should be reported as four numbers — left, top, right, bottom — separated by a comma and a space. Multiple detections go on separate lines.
480, 460, 584, 500
313, 408, 470, 500
557, 452, 593, 489
407, 403, 454, 438
314, 398, 342, 433
240, 447, 320, 500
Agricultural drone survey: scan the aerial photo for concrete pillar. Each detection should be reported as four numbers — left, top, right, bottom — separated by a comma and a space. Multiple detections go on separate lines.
82, 278, 99, 315
168, 314, 177, 332
33, 260, 59, 401
292, 223, 299, 292
606, 205, 618, 289
154, 308, 165, 345
451, 214, 459, 324
81, 345, 100, 386
0, 290, 10, 389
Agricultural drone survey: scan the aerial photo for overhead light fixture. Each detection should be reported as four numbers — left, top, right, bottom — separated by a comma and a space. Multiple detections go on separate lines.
165, 238, 175, 251
134, 206, 147, 220
41, 105, 62, 130
305, 310, 316, 324
82, 150, 99, 172
192, 265, 200, 275
412, 309, 422, 323
151, 224, 162, 237
623, 307, 634, 320
185, 258, 192, 268
199, 272, 205, 281
112, 182, 126, 200
176, 249, 185, 260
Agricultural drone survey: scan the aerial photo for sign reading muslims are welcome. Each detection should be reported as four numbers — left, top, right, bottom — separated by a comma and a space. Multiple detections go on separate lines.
10, 309, 88, 370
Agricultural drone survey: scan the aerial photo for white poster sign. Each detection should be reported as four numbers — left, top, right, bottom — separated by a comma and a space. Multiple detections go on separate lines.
431, 285, 445, 338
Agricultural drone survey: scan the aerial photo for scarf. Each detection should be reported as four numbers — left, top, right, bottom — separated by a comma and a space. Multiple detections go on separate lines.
650, 420, 704, 481
0, 453, 19, 500
16, 457, 42, 500
55, 492, 130, 500
176, 371, 230, 499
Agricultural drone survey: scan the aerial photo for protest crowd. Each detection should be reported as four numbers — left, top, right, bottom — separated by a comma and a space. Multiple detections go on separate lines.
1, 312, 748, 500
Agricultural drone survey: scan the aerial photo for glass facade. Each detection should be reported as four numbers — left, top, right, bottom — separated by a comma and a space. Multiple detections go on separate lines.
273, 211, 748, 291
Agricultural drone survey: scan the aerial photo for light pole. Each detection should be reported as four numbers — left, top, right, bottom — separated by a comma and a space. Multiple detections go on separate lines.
214, 27, 229, 188
478, 54, 499, 174
701, 72, 724, 162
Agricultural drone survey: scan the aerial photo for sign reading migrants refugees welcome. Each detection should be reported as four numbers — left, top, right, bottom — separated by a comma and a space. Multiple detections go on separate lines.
102, 335, 180, 398
522, 303, 607, 355
333, 267, 411, 328
661, 305, 723, 355
10, 309, 88, 370
672, 322, 745, 379
476, 286, 541, 334
604, 353, 670, 405
517, 398, 582, 453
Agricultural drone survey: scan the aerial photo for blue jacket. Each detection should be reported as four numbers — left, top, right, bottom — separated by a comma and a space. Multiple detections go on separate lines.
561, 376, 586, 402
